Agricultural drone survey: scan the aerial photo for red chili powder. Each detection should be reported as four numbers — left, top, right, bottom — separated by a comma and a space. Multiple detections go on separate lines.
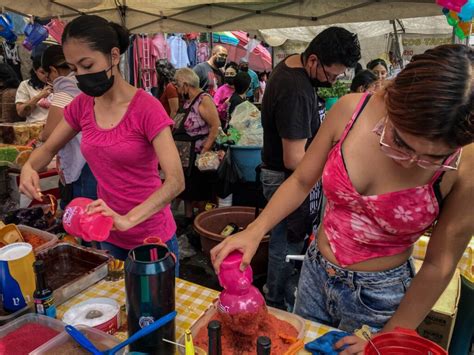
0, 323, 60, 355
23, 233, 47, 249
195, 306, 299, 355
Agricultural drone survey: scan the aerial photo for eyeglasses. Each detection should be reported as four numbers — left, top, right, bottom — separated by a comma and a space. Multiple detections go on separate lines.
373, 118, 462, 171
320, 63, 345, 82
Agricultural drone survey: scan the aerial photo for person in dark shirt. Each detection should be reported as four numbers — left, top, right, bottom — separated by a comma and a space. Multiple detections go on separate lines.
193, 45, 228, 96
259, 27, 361, 310
228, 71, 251, 117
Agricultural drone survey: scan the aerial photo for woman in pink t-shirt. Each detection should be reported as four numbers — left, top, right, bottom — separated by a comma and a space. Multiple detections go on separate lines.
19, 15, 184, 269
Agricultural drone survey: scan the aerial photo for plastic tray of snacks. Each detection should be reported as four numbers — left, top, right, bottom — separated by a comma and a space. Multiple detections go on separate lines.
31, 324, 124, 354
0, 314, 66, 354
18, 225, 58, 255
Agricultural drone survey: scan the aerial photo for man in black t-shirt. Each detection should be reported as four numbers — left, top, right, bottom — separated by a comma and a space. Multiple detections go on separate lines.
261, 27, 361, 310
193, 45, 228, 96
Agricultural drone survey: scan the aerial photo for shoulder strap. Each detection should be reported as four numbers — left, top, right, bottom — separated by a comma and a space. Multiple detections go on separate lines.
176, 91, 205, 131
339, 92, 372, 143
429, 148, 462, 183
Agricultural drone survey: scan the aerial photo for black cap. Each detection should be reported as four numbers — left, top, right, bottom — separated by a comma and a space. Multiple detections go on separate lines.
33, 260, 45, 273
257, 336, 271, 354
208, 320, 221, 332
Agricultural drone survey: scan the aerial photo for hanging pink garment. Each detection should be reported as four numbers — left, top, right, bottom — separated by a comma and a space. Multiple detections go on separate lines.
44, 18, 66, 44
197, 42, 210, 64
152, 33, 168, 60
134, 35, 158, 92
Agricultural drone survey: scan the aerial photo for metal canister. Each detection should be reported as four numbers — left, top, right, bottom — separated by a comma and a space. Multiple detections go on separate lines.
125, 243, 175, 354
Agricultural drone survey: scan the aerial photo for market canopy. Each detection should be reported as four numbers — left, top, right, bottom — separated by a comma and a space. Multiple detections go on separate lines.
4, 0, 443, 33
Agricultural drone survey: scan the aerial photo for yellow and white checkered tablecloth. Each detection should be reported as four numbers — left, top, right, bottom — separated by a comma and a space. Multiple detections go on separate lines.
413, 236, 474, 282
57, 278, 334, 353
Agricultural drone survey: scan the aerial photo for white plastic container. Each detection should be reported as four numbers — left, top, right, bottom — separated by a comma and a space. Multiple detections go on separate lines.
62, 298, 120, 334
31, 325, 124, 354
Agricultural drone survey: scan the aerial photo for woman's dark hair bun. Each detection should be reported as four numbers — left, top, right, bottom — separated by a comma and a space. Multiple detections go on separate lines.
108, 22, 130, 55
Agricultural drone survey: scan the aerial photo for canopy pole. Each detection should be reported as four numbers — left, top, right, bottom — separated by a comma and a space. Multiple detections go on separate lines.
391, 19, 404, 69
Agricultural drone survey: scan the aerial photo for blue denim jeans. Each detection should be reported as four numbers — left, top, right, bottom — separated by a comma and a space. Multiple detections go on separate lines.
101, 235, 180, 277
294, 240, 415, 333
261, 168, 304, 310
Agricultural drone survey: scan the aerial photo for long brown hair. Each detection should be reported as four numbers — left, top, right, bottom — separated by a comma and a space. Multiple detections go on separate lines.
385, 44, 473, 148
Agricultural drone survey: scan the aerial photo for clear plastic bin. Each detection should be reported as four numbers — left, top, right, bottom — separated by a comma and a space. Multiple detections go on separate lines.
0, 314, 66, 353
31, 325, 125, 354
18, 225, 58, 255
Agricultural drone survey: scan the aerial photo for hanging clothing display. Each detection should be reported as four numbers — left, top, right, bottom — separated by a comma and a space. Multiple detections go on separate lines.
167, 35, 189, 69
152, 33, 169, 61
187, 39, 197, 67
1, 41, 22, 81
133, 34, 158, 92
197, 42, 210, 64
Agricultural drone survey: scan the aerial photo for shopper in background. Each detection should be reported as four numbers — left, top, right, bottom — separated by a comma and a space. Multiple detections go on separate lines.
174, 68, 220, 223
213, 62, 238, 126
367, 58, 388, 91
193, 45, 228, 96
0, 63, 22, 123
156, 62, 178, 118
255, 27, 361, 310
15, 56, 51, 123
257, 71, 268, 103
350, 69, 378, 93
239, 58, 260, 102
40, 44, 97, 210
20, 15, 184, 273
228, 71, 251, 116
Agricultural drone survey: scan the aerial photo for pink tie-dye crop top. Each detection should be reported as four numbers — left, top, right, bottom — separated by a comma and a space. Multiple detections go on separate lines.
322, 93, 445, 267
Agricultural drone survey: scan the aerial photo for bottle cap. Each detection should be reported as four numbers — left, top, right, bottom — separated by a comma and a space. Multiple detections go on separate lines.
208, 320, 222, 332
33, 260, 44, 273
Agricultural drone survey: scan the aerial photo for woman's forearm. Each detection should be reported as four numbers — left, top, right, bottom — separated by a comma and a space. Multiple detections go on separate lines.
202, 124, 219, 152
16, 95, 42, 117
26, 145, 56, 172
124, 172, 185, 228
382, 260, 456, 332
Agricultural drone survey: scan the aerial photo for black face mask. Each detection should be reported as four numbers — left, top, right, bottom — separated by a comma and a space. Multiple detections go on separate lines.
182, 92, 190, 101
214, 57, 226, 68
224, 76, 235, 85
240, 66, 249, 72
310, 63, 332, 88
76, 65, 114, 97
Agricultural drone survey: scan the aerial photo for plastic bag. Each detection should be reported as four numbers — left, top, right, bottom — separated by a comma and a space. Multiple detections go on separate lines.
196, 151, 221, 171
229, 101, 263, 147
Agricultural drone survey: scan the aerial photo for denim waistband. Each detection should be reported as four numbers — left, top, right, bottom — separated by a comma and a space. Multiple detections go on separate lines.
307, 240, 415, 289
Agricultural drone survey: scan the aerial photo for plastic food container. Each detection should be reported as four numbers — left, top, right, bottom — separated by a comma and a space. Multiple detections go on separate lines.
63, 298, 120, 334
31, 325, 124, 355
0, 313, 66, 353
364, 327, 447, 355
36, 243, 111, 305
177, 301, 306, 353
18, 225, 58, 254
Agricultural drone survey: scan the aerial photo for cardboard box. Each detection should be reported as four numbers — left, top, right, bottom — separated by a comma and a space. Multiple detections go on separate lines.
414, 259, 461, 350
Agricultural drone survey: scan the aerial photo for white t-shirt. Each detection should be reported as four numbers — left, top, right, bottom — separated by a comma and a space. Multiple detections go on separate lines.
15, 80, 49, 123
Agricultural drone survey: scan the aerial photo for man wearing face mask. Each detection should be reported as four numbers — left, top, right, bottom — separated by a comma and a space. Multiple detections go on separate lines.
260, 27, 360, 311
193, 45, 228, 96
